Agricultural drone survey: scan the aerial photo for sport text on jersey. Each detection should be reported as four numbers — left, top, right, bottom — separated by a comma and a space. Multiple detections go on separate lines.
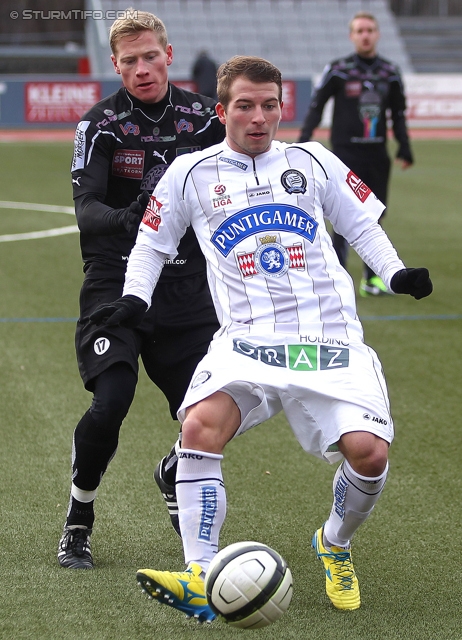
112, 150, 145, 179
211, 204, 318, 257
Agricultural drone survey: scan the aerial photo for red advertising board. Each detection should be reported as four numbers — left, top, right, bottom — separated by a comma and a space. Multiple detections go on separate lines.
281, 80, 296, 122
25, 82, 101, 123
406, 94, 462, 122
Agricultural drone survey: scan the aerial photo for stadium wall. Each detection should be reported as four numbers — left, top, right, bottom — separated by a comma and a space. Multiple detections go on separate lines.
316, 74, 462, 129
0, 75, 312, 128
1, 74, 462, 129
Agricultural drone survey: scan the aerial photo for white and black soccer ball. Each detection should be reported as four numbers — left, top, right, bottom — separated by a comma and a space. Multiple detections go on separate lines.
204, 541, 293, 629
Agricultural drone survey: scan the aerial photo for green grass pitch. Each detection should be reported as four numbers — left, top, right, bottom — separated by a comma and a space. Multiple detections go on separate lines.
0, 137, 461, 639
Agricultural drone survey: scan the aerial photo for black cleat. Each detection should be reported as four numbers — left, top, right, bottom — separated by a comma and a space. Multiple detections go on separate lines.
57, 526, 93, 569
154, 458, 181, 537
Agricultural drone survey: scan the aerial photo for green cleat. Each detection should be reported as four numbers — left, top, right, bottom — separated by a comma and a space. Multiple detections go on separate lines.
137, 563, 216, 623
312, 527, 360, 610
359, 275, 392, 297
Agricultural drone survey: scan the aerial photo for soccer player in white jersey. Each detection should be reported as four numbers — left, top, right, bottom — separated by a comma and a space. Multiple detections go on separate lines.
91, 56, 432, 620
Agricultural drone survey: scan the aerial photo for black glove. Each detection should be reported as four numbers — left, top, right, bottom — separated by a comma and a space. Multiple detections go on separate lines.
117, 191, 150, 236
390, 268, 433, 300
89, 295, 148, 328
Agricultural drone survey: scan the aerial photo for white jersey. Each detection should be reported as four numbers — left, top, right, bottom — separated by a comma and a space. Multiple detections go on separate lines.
125, 140, 403, 342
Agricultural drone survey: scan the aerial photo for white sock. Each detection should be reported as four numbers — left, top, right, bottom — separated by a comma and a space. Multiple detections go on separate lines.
71, 483, 97, 503
324, 459, 388, 548
176, 448, 225, 572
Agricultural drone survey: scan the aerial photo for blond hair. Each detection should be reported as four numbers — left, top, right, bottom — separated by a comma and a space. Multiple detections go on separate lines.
109, 8, 168, 54
217, 56, 283, 108
349, 11, 379, 32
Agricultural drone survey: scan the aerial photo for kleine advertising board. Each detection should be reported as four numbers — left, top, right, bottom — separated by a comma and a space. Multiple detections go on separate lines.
25, 82, 101, 123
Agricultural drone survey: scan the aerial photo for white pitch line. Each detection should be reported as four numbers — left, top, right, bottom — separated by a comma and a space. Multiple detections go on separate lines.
0, 200, 78, 242
0, 225, 79, 242
0, 200, 75, 215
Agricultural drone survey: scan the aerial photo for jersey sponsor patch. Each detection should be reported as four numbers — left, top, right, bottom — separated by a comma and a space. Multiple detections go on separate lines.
175, 118, 194, 134
345, 81, 362, 98
233, 338, 350, 371
211, 203, 318, 257
72, 120, 90, 171
219, 156, 248, 171
141, 134, 176, 143
176, 145, 201, 156
142, 196, 162, 231
346, 170, 372, 202
119, 121, 140, 136
237, 239, 306, 279
112, 149, 145, 179
209, 183, 233, 209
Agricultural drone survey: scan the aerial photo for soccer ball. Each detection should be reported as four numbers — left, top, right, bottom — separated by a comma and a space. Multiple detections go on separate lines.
204, 541, 293, 629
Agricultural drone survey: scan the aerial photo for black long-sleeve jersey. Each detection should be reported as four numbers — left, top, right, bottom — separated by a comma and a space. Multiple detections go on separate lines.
71, 83, 226, 282
298, 54, 413, 163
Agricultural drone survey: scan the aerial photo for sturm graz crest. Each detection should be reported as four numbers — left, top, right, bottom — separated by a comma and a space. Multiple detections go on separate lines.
281, 169, 307, 194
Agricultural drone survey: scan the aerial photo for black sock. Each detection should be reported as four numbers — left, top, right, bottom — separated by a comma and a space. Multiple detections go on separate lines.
66, 497, 95, 529
161, 445, 178, 486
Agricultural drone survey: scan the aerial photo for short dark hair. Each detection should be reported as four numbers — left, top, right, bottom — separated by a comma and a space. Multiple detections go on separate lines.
217, 56, 283, 108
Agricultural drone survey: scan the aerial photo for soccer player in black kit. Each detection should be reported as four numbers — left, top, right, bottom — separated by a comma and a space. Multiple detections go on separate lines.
299, 11, 413, 297
57, 9, 225, 568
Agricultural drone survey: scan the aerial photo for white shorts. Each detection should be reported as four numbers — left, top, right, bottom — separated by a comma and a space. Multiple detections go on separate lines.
178, 333, 394, 464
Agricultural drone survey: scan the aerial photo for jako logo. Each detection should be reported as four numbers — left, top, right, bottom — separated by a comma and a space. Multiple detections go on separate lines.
179, 452, 204, 460
372, 416, 388, 425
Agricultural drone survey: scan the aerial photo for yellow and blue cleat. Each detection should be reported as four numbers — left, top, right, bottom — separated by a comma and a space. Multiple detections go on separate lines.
136, 563, 216, 623
312, 527, 360, 610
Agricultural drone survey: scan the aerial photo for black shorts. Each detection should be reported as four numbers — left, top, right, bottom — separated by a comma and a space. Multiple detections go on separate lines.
75, 273, 219, 417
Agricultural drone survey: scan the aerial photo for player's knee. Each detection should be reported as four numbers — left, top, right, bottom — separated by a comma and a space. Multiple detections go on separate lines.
358, 447, 388, 477
182, 415, 215, 449
339, 432, 389, 477
182, 415, 231, 454
89, 363, 137, 430
90, 391, 131, 430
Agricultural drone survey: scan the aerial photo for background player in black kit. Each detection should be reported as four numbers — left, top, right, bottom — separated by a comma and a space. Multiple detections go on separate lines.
298, 11, 413, 297
58, 9, 225, 569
